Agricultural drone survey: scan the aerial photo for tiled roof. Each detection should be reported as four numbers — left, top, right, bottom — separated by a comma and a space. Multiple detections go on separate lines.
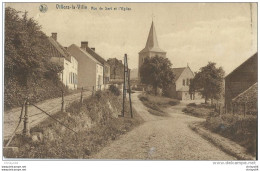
67, 44, 102, 65
47, 37, 71, 62
84, 46, 107, 65
232, 82, 258, 102
172, 67, 186, 82
225, 52, 258, 79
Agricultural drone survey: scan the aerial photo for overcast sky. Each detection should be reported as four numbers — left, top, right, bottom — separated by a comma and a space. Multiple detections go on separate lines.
6, 3, 257, 75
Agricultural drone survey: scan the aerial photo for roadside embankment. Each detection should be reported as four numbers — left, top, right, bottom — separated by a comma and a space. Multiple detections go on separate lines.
4, 90, 144, 159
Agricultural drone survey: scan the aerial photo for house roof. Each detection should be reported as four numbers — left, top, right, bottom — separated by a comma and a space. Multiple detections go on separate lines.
67, 44, 102, 65
232, 82, 257, 102
139, 21, 166, 54
172, 67, 186, 82
84, 46, 107, 65
225, 52, 258, 79
47, 37, 71, 62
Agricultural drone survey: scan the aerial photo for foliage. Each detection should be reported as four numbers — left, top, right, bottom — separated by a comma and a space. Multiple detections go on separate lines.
5, 91, 144, 158
109, 84, 121, 96
138, 93, 180, 116
189, 62, 225, 103
4, 7, 64, 110
139, 56, 175, 95
183, 102, 215, 118
205, 114, 257, 156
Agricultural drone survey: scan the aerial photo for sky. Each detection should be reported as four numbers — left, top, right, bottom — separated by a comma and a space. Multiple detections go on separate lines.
5, 3, 257, 75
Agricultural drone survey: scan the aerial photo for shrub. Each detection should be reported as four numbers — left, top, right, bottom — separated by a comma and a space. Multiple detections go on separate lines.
109, 85, 121, 96
168, 100, 180, 106
205, 114, 257, 156
187, 103, 197, 107
6, 91, 144, 159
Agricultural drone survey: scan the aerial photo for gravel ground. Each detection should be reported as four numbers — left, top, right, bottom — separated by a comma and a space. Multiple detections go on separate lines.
92, 92, 236, 160
4, 91, 91, 139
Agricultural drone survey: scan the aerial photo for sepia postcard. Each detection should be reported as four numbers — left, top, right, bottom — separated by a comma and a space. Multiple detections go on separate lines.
1, 1, 259, 171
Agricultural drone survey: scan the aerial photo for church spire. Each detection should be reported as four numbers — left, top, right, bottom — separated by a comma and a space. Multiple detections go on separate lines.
139, 21, 166, 54
145, 21, 160, 49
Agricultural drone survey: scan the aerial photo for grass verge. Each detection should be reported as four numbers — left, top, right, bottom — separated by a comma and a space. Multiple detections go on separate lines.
182, 103, 214, 118
4, 90, 144, 159
183, 103, 257, 156
204, 114, 257, 156
138, 93, 180, 117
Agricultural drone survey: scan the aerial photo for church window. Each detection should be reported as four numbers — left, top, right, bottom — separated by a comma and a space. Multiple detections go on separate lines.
183, 79, 185, 86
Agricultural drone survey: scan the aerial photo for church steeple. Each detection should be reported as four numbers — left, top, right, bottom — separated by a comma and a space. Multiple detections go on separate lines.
145, 21, 159, 49
139, 21, 166, 54
138, 21, 166, 80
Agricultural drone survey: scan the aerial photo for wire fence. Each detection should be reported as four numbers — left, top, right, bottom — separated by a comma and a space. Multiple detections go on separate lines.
212, 101, 257, 117
4, 82, 124, 147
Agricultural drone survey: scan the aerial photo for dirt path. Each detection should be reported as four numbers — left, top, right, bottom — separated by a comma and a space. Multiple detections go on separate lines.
4, 91, 91, 139
92, 92, 236, 160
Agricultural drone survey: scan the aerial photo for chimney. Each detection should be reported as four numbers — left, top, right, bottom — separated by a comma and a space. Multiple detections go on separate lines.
81, 41, 88, 49
91, 47, 95, 51
51, 33, 57, 41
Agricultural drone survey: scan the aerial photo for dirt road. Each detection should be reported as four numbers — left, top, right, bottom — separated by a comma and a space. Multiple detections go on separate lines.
93, 92, 236, 160
4, 91, 91, 139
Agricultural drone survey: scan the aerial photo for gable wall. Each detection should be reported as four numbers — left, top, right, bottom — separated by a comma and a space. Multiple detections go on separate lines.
68, 45, 97, 88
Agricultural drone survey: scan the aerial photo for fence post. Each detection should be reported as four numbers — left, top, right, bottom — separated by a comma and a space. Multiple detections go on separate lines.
61, 90, 65, 112
244, 102, 246, 117
92, 86, 95, 97
218, 106, 221, 115
23, 99, 30, 137
232, 103, 235, 115
80, 87, 83, 104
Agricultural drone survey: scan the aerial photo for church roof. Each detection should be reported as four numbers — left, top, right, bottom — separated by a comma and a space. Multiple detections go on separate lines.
139, 21, 166, 54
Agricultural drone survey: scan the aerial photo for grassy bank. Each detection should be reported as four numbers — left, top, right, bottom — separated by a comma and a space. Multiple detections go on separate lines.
205, 114, 257, 156
138, 93, 180, 116
182, 103, 257, 156
5, 90, 143, 159
182, 103, 214, 118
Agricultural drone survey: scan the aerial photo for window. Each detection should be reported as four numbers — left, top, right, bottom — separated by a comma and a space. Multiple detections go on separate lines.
183, 79, 185, 86
187, 79, 189, 86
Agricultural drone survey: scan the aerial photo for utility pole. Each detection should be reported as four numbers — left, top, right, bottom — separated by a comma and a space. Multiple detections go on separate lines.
121, 54, 133, 118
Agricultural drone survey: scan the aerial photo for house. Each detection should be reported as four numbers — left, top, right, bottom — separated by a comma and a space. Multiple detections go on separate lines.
138, 21, 166, 80
48, 33, 78, 90
82, 43, 110, 84
225, 53, 257, 113
67, 42, 104, 89
166, 66, 198, 100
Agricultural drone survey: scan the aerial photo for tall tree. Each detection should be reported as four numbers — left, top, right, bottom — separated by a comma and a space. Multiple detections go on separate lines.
139, 56, 175, 95
191, 62, 225, 103
4, 7, 63, 109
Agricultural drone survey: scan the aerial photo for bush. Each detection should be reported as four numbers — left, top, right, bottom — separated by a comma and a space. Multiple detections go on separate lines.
7, 91, 144, 158
109, 85, 121, 96
205, 114, 257, 156
187, 103, 197, 107
168, 100, 180, 106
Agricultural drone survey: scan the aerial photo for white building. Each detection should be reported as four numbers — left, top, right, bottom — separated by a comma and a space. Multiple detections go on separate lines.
48, 33, 78, 90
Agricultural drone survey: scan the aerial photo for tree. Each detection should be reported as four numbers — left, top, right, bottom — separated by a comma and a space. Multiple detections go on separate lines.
4, 7, 63, 109
139, 56, 175, 95
5, 7, 63, 87
191, 62, 225, 103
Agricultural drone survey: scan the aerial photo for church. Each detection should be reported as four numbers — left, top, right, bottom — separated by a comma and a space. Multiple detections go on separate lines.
138, 21, 197, 100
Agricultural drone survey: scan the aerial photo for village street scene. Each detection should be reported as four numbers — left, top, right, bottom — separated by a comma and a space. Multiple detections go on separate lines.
3, 3, 258, 160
